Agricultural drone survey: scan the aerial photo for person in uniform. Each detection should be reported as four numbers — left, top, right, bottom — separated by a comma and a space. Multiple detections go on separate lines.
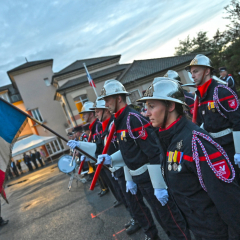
219, 66, 238, 93
96, 80, 191, 240
35, 149, 44, 167
29, 150, 38, 169
77, 101, 109, 197
164, 70, 194, 117
138, 78, 240, 240
185, 54, 240, 185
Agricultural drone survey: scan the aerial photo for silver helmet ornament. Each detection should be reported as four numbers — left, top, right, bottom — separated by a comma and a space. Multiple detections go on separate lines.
79, 101, 95, 114
185, 54, 214, 72
99, 79, 129, 99
163, 70, 181, 82
137, 79, 187, 106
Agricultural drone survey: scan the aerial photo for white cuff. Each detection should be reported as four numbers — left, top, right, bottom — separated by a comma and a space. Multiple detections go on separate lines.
111, 150, 126, 168
78, 142, 96, 158
233, 131, 240, 153
147, 165, 167, 189
124, 166, 133, 181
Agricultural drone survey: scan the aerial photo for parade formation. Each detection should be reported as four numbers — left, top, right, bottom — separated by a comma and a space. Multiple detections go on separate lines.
63, 54, 240, 240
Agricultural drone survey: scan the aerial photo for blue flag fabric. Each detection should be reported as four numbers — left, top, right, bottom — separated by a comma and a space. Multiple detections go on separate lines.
0, 99, 27, 202
0, 99, 27, 143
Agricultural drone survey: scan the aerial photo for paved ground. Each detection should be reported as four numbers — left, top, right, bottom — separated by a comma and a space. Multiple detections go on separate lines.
0, 162, 172, 240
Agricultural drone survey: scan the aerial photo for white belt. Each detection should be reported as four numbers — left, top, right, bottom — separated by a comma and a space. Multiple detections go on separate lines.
209, 128, 233, 138
109, 167, 120, 173
129, 164, 149, 176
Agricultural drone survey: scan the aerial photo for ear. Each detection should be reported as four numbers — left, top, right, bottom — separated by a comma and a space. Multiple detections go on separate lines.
168, 102, 175, 113
117, 95, 122, 103
205, 67, 211, 76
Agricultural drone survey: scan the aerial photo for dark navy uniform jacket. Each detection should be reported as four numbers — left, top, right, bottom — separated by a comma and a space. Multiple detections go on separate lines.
221, 74, 238, 93
114, 105, 161, 183
183, 90, 194, 117
157, 116, 240, 238
102, 115, 123, 178
89, 118, 103, 157
196, 79, 240, 147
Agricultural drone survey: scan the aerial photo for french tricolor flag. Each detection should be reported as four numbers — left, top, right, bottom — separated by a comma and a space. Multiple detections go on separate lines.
0, 99, 27, 203
83, 63, 96, 88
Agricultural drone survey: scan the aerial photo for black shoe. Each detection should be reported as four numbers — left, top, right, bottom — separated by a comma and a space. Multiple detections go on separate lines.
98, 190, 102, 195
0, 217, 9, 227
125, 218, 134, 229
145, 235, 161, 240
113, 201, 122, 208
126, 220, 141, 235
99, 189, 109, 197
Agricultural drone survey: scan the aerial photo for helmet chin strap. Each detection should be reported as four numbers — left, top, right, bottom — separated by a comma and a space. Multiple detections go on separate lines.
162, 101, 169, 129
100, 109, 105, 122
198, 68, 207, 86
114, 96, 119, 114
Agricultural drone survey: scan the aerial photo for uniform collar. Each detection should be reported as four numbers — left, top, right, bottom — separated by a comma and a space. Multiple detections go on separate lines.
197, 78, 212, 98
89, 118, 97, 131
159, 116, 182, 132
158, 116, 187, 139
114, 105, 127, 119
102, 117, 111, 132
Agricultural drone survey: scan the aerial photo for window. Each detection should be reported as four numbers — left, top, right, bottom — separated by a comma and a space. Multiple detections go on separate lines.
73, 94, 88, 104
45, 138, 64, 156
44, 78, 51, 86
0, 92, 10, 102
128, 90, 141, 105
31, 108, 43, 122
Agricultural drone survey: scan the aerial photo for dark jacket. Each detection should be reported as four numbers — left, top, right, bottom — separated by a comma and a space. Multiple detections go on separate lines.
221, 74, 238, 93
89, 119, 103, 157
183, 90, 194, 118
35, 151, 41, 159
102, 115, 123, 178
196, 79, 240, 146
157, 116, 240, 238
114, 105, 161, 183
31, 153, 36, 161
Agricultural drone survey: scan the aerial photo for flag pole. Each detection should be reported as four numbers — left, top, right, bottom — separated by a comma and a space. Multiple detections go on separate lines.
0, 98, 105, 167
83, 63, 98, 98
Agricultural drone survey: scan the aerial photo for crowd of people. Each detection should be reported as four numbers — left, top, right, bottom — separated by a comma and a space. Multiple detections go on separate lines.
7, 149, 46, 179
66, 54, 240, 240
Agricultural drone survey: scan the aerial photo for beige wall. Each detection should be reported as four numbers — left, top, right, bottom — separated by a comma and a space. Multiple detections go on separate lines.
12, 65, 69, 148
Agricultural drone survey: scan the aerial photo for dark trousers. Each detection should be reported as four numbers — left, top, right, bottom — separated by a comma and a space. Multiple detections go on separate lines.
27, 162, 33, 171
12, 167, 19, 177
37, 158, 44, 167
103, 168, 123, 202
137, 181, 191, 240
117, 176, 159, 239
32, 160, 39, 169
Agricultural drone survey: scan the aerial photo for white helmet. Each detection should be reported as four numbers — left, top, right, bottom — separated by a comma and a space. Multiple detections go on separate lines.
79, 101, 95, 114
99, 79, 129, 99
185, 54, 214, 72
89, 98, 108, 110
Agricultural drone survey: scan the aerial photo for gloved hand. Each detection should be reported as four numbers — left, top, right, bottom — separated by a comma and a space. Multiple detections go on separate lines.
80, 155, 86, 162
111, 173, 118, 181
126, 180, 137, 195
234, 153, 240, 168
96, 154, 111, 165
154, 188, 169, 206
67, 140, 80, 149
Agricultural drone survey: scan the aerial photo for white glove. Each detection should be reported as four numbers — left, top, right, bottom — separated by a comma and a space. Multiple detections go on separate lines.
80, 155, 86, 162
67, 140, 80, 149
111, 173, 118, 180
154, 188, 169, 206
96, 154, 111, 165
234, 153, 240, 168
126, 180, 137, 195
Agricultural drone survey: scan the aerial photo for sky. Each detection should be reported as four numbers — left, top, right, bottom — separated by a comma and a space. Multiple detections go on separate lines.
0, 0, 231, 87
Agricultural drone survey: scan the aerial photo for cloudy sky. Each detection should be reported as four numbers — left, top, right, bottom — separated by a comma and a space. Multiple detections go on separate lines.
0, 0, 231, 86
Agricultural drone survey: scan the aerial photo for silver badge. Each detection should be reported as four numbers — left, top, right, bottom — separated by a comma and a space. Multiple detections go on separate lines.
168, 163, 172, 171
202, 110, 205, 115
173, 163, 178, 171
177, 165, 182, 172
176, 140, 183, 151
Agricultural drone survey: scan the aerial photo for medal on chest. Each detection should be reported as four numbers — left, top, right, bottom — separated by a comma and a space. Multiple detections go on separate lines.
168, 141, 184, 172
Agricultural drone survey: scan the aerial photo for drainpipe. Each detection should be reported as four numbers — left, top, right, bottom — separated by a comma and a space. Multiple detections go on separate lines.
63, 92, 77, 126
